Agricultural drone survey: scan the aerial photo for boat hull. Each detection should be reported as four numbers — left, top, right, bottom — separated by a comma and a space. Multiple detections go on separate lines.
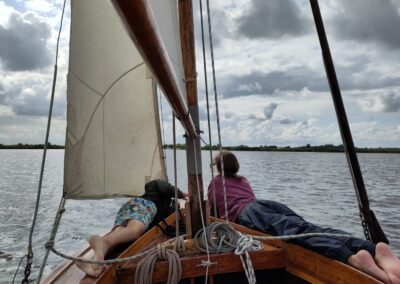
43, 214, 381, 284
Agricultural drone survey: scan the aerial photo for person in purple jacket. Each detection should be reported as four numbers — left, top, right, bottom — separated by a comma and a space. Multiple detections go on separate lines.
207, 151, 400, 284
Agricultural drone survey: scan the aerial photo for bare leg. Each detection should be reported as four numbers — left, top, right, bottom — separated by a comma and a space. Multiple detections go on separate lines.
375, 242, 400, 284
348, 250, 390, 283
75, 219, 146, 277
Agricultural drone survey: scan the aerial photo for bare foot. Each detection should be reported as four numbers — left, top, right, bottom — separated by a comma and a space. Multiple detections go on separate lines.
75, 235, 108, 277
375, 242, 400, 284
348, 250, 390, 283
75, 260, 105, 277
89, 235, 109, 262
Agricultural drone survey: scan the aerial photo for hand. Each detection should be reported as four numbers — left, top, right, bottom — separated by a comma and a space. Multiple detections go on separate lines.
182, 192, 189, 200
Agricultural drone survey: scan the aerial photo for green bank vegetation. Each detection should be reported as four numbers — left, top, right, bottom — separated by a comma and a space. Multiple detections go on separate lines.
1, 143, 399, 153
164, 144, 400, 153
0, 143, 64, 149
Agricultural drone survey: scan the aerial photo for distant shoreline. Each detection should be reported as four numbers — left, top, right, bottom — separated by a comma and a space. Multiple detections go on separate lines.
1, 143, 399, 153
0, 143, 64, 149
165, 144, 400, 153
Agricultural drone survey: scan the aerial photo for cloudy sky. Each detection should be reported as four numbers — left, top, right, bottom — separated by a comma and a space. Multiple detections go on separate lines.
0, 0, 399, 147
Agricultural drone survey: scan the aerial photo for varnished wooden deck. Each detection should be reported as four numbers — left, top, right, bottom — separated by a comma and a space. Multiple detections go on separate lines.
42, 215, 382, 284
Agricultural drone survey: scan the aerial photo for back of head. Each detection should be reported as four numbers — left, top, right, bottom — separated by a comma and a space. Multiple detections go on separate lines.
213, 151, 240, 178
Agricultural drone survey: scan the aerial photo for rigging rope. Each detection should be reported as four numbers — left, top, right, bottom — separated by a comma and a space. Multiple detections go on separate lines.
18, 1, 67, 283
203, 0, 229, 223
198, 0, 217, 218
192, 139, 213, 283
37, 197, 67, 283
172, 114, 184, 252
158, 87, 168, 176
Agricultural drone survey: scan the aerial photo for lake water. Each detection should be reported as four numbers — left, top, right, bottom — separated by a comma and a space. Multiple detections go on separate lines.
1, 149, 399, 283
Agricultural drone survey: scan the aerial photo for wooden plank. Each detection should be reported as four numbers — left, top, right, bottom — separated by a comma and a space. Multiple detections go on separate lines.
224, 220, 382, 284
115, 244, 285, 283
286, 243, 381, 284
93, 213, 178, 283
42, 232, 109, 284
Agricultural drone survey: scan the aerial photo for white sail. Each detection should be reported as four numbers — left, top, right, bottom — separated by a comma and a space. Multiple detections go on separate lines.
150, 0, 187, 101
64, 0, 167, 199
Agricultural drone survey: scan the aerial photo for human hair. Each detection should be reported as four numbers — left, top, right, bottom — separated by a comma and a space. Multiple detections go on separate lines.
213, 151, 240, 178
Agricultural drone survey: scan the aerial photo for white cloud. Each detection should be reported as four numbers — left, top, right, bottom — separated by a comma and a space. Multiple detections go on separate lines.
0, 0, 399, 148
24, 0, 54, 13
360, 91, 400, 113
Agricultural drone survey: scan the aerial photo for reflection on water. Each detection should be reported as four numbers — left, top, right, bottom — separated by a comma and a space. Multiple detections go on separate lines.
0, 149, 399, 282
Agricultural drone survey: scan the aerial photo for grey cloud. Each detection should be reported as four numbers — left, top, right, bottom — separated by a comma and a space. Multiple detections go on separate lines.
279, 118, 293, 124
0, 83, 5, 104
0, 82, 65, 117
219, 57, 400, 98
237, 0, 310, 39
263, 103, 277, 120
194, 2, 228, 50
224, 112, 234, 119
0, 12, 53, 71
331, 0, 400, 49
246, 114, 264, 121
198, 106, 209, 121
247, 114, 259, 120
220, 68, 329, 97
379, 91, 400, 112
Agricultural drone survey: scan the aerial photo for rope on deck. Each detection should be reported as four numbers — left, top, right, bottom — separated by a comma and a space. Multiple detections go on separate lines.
134, 245, 181, 284
48, 237, 179, 265
249, 232, 352, 241
194, 222, 239, 253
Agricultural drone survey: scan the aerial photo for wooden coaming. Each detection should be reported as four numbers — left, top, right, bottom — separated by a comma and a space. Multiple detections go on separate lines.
115, 240, 285, 283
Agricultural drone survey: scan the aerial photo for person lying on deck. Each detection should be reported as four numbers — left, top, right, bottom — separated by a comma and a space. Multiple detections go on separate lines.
208, 150, 400, 284
75, 179, 188, 277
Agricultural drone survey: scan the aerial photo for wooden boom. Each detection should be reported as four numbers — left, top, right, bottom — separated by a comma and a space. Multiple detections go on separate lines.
112, 0, 197, 138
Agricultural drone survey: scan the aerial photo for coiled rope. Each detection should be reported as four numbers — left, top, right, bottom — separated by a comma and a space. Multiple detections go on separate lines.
134, 245, 182, 284
194, 222, 239, 253
194, 223, 262, 284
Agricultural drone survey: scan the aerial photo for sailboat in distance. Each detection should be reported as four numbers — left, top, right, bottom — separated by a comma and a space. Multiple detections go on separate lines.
41, 0, 384, 283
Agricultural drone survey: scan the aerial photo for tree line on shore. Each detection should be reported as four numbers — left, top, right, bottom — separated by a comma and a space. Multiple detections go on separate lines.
1, 143, 399, 153
0, 143, 64, 149
165, 144, 400, 153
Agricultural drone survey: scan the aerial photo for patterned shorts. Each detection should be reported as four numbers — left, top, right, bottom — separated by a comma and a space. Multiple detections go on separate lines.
114, 197, 157, 229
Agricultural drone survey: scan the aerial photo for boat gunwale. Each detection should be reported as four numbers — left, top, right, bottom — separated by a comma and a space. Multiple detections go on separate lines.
76, 215, 381, 284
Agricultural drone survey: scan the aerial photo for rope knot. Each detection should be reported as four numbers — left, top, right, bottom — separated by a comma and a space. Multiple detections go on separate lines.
235, 235, 263, 255
196, 259, 217, 268
173, 236, 186, 253
157, 245, 168, 260
45, 241, 54, 250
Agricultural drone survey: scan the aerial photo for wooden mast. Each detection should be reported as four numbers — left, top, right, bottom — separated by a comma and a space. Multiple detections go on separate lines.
179, 0, 206, 236
111, 0, 197, 139
112, 0, 205, 235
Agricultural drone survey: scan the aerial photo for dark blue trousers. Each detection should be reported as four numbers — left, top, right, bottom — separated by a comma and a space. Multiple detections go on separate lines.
237, 200, 376, 263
